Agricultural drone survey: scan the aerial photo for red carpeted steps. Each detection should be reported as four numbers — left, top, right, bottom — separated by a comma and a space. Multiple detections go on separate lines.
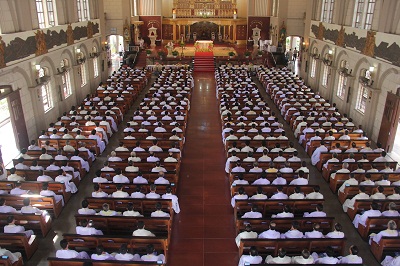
134, 50, 148, 68
194, 52, 215, 72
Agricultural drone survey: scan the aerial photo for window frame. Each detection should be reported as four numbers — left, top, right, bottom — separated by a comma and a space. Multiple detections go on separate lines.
80, 63, 87, 87
321, 0, 335, 23
310, 57, 317, 78
93, 57, 99, 78
77, 0, 90, 22
353, 0, 375, 29
336, 74, 347, 100
355, 82, 368, 114
322, 64, 329, 87
35, 0, 57, 29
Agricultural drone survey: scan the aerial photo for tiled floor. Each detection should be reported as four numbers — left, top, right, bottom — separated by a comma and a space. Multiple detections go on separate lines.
168, 73, 238, 266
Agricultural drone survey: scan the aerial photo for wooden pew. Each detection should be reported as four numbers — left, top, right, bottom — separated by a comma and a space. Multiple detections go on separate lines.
338, 185, 397, 204
229, 172, 305, 186
234, 199, 325, 218
0, 213, 52, 237
370, 236, 400, 262
231, 184, 316, 198
47, 258, 165, 266
330, 173, 400, 193
358, 217, 400, 240
74, 215, 171, 239
85, 198, 173, 218
99, 171, 179, 185
0, 194, 63, 218
236, 217, 335, 235
0, 257, 22, 266
239, 238, 346, 257
0, 233, 38, 259
62, 234, 168, 261
99, 183, 176, 195
347, 199, 400, 220
0, 180, 71, 204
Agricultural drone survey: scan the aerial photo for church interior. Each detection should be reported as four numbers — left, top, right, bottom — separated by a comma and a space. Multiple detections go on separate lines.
0, 0, 399, 265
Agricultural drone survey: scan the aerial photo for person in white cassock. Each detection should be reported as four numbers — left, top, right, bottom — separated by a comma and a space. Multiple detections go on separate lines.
115, 243, 141, 261
352, 201, 381, 228
132, 221, 155, 237
326, 223, 345, 238
141, 244, 165, 263
76, 219, 103, 235
91, 245, 115, 260
235, 224, 258, 247
3, 215, 34, 238
265, 248, 292, 264
370, 220, 399, 245
304, 223, 324, 238
40, 182, 64, 206
312, 246, 339, 264
238, 246, 263, 266
161, 186, 180, 213
342, 186, 370, 212
292, 249, 314, 264
56, 239, 89, 259
151, 202, 170, 218
281, 221, 304, 238
258, 222, 281, 239
339, 245, 363, 264
311, 141, 328, 165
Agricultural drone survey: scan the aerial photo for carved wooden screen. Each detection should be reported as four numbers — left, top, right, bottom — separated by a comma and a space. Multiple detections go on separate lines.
377, 92, 400, 152
174, 0, 236, 18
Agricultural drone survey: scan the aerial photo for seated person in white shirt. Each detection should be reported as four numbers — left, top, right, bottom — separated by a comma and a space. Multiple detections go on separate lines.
232, 174, 250, 187
112, 183, 130, 198
312, 246, 339, 264
272, 205, 294, 218
338, 173, 359, 193
92, 184, 109, 198
326, 223, 345, 238
241, 206, 262, 219
306, 185, 324, 199
375, 174, 391, 186
125, 160, 139, 173
76, 219, 103, 235
98, 203, 119, 216
373, 150, 388, 162
151, 161, 167, 173
91, 245, 115, 260
235, 224, 258, 247
0, 198, 18, 213
251, 172, 270, 185
265, 248, 292, 264
231, 186, 248, 207
381, 253, 400, 266
387, 187, 400, 200
258, 221, 281, 239
122, 202, 143, 217
339, 245, 363, 264
281, 221, 304, 238
78, 199, 96, 215
369, 220, 399, 245
371, 186, 387, 200
270, 186, 288, 199
289, 170, 308, 185
303, 204, 327, 217
20, 198, 43, 214
250, 187, 268, 200
238, 246, 263, 266
40, 182, 64, 206
289, 186, 305, 199
353, 201, 382, 228
93, 170, 109, 183
305, 223, 324, 238
7, 168, 24, 182
3, 215, 34, 238
10, 182, 29, 195
141, 244, 165, 263
292, 249, 314, 264
115, 243, 141, 261
151, 202, 170, 217
56, 239, 89, 259
132, 221, 155, 237
112, 169, 130, 183
146, 184, 161, 199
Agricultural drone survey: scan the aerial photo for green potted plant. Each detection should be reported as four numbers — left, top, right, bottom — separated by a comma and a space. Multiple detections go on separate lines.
158, 51, 165, 59
172, 50, 179, 58
146, 50, 152, 57
244, 51, 251, 58
257, 50, 263, 57
228, 51, 235, 58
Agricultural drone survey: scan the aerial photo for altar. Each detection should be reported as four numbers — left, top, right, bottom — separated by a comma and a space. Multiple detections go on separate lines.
194, 40, 214, 52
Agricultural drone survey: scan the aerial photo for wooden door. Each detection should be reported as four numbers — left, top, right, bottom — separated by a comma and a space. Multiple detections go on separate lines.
8, 89, 30, 149
377, 92, 400, 152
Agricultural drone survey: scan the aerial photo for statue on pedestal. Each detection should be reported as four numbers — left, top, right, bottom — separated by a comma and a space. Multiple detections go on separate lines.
166, 41, 174, 57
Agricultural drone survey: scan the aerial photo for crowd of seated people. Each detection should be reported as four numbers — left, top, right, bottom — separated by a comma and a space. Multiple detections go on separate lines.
49, 67, 193, 264
257, 66, 400, 265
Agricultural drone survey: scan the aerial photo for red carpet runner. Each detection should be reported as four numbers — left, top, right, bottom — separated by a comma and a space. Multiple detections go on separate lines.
194, 52, 215, 72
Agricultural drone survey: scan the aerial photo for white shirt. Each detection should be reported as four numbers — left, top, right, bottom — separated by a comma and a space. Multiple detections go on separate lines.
132, 228, 155, 237
235, 231, 258, 247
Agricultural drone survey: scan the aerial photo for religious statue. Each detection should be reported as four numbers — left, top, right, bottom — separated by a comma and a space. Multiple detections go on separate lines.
87, 21, 94, 39
35, 30, 48, 56
336, 25, 345, 47
317, 22, 324, 40
166, 41, 174, 57
0, 36, 6, 69
363, 30, 376, 57
66, 24, 74, 45
279, 21, 286, 44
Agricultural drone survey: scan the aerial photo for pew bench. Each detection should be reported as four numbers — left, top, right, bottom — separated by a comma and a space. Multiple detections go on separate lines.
0, 233, 38, 259
0, 213, 52, 237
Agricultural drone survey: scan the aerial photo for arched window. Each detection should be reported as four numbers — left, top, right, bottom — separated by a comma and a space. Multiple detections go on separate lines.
353, 0, 376, 30
321, 0, 334, 23
37, 67, 53, 112
35, 0, 57, 28
92, 47, 99, 78
77, 0, 90, 21
310, 47, 318, 78
337, 60, 349, 100
60, 59, 72, 99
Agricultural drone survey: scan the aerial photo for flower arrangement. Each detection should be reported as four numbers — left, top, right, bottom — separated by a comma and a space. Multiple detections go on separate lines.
244, 51, 251, 57
172, 50, 179, 56
228, 51, 235, 57
158, 51, 165, 57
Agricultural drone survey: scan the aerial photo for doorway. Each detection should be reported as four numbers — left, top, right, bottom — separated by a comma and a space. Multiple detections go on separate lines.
107, 35, 124, 74
0, 98, 20, 166
285, 36, 301, 52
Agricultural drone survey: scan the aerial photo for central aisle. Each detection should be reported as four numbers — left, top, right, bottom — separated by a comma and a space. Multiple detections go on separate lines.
168, 72, 238, 265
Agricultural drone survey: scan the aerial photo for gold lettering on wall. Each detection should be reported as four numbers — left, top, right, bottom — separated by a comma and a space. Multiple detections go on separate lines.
363, 30, 376, 57
336, 25, 345, 47
35, 30, 48, 56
